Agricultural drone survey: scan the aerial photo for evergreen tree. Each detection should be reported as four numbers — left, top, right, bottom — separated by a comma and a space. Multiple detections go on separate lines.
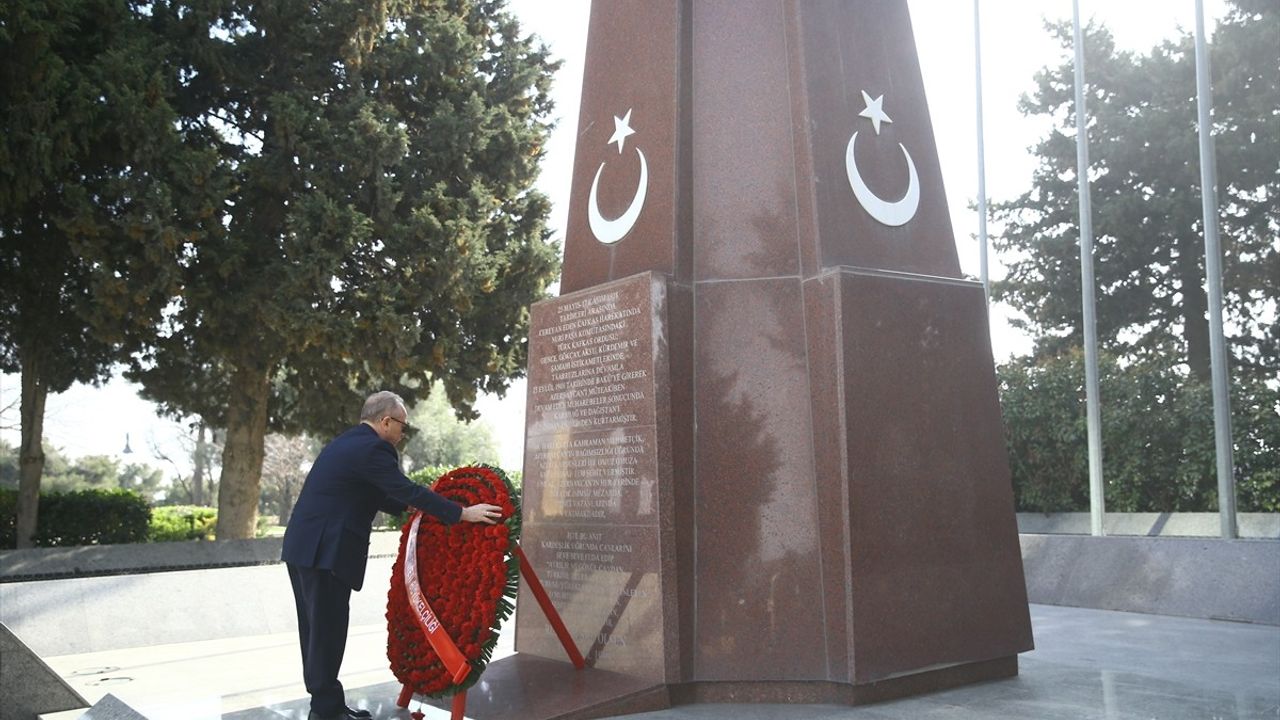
123, 0, 560, 538
999, 350, 1279, 513
991, 1, 1279, 513
0, 0, 205, 546
991, 1, 1278, 381
0, 441, 165, 499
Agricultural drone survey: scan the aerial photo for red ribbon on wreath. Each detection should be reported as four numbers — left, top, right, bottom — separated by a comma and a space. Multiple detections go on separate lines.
403, 511, 471, 685
386, 465, 520, 698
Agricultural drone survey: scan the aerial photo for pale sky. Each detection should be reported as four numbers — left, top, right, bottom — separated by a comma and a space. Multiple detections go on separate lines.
0, 0, 1233, 478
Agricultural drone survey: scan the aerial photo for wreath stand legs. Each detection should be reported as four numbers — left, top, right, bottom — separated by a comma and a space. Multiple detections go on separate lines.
396, 541, 585, 718
394, 686, 467, 719
514, 542, 587, 670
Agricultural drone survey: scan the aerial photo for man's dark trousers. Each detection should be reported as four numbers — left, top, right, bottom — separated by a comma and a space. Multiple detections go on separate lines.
288, 563, 351, 715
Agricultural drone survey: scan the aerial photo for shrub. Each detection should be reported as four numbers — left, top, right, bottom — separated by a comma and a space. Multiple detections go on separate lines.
1, 488, 151, 548
997, 353, 1092, 513
998, 350, 1280, 513
149, 505, 218, 542
0, 488, 16, 547
30, 489, 151, 547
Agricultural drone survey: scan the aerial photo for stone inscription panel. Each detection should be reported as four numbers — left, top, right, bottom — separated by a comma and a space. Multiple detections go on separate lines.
523, 426, 659, 525
517, 273, 669, 680
525, 278, 656, 436
517, 523, 664, 680
523, 274, 662, 527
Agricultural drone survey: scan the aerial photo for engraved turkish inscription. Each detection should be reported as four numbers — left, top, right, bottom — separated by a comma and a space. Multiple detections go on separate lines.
524, 427, 658, 524
522, 276, 661, 526
526, 281, 655, 434
517, 274, 668, 678
518, 524, 663, 679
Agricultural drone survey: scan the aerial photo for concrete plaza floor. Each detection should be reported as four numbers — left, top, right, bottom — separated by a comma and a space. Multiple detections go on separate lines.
44, 604, 1280, 720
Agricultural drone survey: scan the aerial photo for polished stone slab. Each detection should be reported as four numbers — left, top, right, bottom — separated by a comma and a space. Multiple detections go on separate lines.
825, 269, 1033, 682
558, 0, 687, 294
1020, 534, 1280, 625
793, 1, 959, 277
420, 655, 669, 720
690, 277, 828, 681
405, 605, 1280, 720
78, 694, 149, 720
1, 622, 89, 719
519, 273, 683, 684
37, 604, 1280, 720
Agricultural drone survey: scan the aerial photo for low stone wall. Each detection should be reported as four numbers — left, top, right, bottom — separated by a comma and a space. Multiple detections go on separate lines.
1020, 534, 1280, 625
1016, 512, 1279, 538
0, 531, 405, 657
0, 537, 285, 583
0, 531, 403, 582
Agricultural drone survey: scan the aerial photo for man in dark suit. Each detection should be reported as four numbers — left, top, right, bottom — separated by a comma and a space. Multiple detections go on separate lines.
282, 390, 501, 720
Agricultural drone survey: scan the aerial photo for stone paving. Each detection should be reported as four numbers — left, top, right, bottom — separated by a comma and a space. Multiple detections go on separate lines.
39, 603, 1280, 720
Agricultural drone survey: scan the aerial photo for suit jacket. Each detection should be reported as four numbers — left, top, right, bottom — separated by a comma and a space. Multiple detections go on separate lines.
281, 423, 462, 591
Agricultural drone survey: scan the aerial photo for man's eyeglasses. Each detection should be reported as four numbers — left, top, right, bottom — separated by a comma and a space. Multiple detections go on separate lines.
385, 416, 417, 437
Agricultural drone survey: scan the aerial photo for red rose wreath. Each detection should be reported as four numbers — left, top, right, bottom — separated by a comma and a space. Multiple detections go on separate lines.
386, 464, 520, 698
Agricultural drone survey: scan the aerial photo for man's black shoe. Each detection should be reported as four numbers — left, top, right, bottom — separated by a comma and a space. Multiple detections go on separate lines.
307, 708, 373, 720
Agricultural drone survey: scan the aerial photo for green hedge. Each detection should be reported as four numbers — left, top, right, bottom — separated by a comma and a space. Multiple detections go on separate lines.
0, 489, 16, 547
0, 488, 152, 548
149, 505, 218, 542
998, 351, 1280, 514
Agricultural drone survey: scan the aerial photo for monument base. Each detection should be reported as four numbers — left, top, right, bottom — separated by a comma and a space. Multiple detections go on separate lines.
672, 656, 1019, 706
423, 654, 1018, 719
419, 655, 668, 720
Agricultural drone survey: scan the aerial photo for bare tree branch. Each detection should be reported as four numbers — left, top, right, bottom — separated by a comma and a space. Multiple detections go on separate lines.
0, 395, 19, 431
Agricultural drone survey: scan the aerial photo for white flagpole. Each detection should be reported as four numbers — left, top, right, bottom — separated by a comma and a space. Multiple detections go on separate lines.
1193, 0, 1237, 539
1072, 0, 1106, 536
974, 0, 990, 304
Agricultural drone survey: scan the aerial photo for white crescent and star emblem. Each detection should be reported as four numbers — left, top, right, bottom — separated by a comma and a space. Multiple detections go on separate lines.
588, 108, 649, 244
845, 90, 920, 227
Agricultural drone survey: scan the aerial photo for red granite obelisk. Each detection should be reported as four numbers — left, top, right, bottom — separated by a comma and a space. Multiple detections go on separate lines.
464, 2, 1033, 717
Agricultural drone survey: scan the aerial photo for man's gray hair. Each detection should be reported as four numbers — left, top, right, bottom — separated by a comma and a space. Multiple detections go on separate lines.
360, 391, 405, 422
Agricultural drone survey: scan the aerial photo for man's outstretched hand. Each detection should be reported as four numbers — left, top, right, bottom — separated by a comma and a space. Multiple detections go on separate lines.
461, 503, 503, 525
